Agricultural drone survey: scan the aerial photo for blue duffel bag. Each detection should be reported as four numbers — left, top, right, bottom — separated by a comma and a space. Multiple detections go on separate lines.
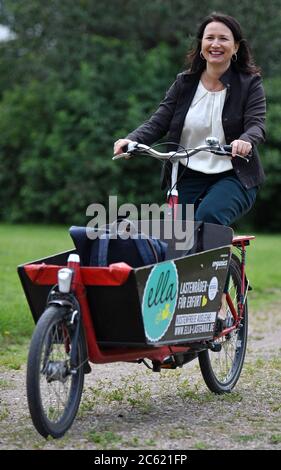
69, 219, 167, 268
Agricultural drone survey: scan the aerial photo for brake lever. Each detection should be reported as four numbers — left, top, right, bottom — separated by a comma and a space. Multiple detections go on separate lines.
211, 147, 250, 163
112, 152, 130, 160
236, 154, 250, 163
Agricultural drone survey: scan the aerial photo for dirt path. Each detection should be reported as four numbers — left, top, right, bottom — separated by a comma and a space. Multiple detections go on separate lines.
1, 302, 281, 450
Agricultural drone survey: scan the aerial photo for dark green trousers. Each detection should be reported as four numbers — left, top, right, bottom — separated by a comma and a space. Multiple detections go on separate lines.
177, 166, 258, 226
177, 166, 258, 294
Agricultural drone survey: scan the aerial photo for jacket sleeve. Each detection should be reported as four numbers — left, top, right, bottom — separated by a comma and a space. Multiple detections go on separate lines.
126, 78, 180, 145
239, 75, 266, 145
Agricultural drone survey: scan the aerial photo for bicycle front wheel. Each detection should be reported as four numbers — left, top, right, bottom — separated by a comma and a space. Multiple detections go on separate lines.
26, 305, 85, 438
198, 255, 248, 393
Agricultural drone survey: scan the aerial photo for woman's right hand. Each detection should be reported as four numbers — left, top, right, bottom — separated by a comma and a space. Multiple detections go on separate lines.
113, 139, 133, 155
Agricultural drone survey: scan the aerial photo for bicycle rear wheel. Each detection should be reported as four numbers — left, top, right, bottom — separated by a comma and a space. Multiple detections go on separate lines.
198, 255, 248, 393
26, 305, 85, 438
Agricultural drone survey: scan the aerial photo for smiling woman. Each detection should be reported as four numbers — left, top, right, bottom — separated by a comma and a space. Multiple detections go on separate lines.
202, 23, 238, 62
200, 22, 239, 92
113, 12, 266, 330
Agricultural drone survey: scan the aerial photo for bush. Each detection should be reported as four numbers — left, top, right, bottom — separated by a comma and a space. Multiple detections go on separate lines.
0, 38, 179, 224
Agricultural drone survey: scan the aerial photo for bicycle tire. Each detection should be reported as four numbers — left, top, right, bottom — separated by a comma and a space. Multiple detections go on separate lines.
198, 255, 248, 393
26, 305, 85, 438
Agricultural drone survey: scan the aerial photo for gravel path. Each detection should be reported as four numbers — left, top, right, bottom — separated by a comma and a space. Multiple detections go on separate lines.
0, 302, 281, 450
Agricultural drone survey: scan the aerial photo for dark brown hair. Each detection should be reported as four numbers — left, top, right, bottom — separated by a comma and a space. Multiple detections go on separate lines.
186, 12, 261, 75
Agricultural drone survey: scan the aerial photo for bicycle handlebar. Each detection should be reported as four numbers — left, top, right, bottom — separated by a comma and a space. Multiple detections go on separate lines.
112, 137, 251, 162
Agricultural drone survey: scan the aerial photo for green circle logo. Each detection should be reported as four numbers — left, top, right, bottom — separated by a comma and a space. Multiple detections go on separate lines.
142, 261, 178, 342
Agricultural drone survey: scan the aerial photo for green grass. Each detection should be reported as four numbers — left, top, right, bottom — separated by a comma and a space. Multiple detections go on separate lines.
270, 434, 281, 445
243, 234, 281, 310
0, 224, 71, 350
86, 430, 122, 448
0, 224, 280, 358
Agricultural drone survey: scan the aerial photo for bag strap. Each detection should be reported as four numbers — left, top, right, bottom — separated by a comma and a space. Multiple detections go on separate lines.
154, 238, 168, 261
134, 237, 158, 265
99, 219, 158, 267
95, 234, 158, 267
97, 234, 110, 267
93, 219, 167, 267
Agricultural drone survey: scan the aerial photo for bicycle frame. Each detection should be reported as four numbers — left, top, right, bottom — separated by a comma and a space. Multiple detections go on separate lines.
221, 235, 255, 337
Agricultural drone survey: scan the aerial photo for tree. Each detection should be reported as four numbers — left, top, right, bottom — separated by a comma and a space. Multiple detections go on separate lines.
244, 77, 281, 231
0, 0, 280, 228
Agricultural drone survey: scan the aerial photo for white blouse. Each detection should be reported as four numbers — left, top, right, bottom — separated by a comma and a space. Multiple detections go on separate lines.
179, 81, 233, 173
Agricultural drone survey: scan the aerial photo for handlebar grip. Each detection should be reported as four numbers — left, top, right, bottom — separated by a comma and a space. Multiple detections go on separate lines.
221, 144, 251, 162
112, 141, 139, 160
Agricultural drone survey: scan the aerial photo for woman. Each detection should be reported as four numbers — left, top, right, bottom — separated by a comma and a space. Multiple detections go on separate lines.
114, 12, 266, 325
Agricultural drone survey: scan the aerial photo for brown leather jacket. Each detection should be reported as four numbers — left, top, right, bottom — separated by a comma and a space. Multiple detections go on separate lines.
126, 65, 266, 190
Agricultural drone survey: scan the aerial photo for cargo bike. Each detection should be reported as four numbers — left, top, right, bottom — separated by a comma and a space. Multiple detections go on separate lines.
18, 138, 254, 438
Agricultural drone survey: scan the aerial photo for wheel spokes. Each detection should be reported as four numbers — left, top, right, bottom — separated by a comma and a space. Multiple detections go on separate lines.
40, 321, 73, 423
209, 277, 241, 383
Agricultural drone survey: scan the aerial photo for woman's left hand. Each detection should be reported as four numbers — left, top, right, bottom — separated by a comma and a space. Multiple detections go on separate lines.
230, 139, 252, 157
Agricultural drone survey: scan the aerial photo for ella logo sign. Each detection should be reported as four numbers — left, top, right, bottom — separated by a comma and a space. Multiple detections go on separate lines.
142, 261, 178, 342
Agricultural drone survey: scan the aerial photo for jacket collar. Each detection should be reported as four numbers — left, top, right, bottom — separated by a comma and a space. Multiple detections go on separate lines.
182, 64, 236, 87
219, 65, 235, 88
